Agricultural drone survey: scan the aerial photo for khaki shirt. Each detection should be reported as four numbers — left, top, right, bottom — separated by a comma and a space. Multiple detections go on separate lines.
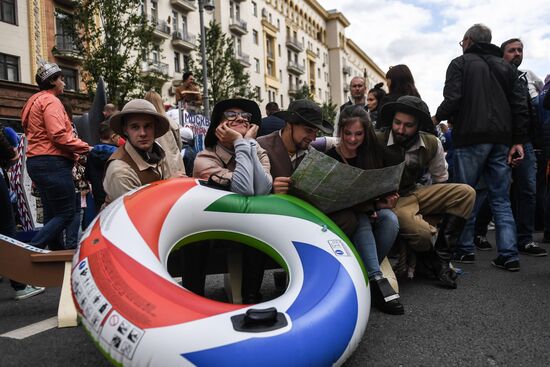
103, 143, 167, 201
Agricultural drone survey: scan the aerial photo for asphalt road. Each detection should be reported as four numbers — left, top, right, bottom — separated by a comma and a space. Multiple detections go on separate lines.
1, 231, 550, 367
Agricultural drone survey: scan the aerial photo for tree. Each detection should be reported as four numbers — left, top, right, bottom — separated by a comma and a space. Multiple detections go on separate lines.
68, 0, 167, 107
293, 85, 314, 101
190, 21, 257, 107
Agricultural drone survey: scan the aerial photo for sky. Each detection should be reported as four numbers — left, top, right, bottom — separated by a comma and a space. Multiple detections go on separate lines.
318, 0, 550, 113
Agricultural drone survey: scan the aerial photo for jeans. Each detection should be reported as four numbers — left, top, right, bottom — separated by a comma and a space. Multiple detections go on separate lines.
65, 192, 82, 249
454, 144, 518, 260
474, 197, 492, 237
26, 156, 76, 250
352, 209, 399, 279
511, 143, 536, 246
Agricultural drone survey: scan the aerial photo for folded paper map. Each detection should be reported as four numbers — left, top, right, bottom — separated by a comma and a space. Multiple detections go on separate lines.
290, 149, 405, 213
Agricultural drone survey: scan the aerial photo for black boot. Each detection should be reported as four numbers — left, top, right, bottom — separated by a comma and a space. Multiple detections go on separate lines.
370, 276, 404, 315
435, 214, 467, 261
431, 214, 467, 289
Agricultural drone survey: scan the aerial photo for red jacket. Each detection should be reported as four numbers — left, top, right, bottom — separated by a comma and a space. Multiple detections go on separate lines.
21, 90, 89, 160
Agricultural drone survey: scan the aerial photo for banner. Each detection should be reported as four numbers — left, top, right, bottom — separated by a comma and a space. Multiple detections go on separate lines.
167, 108, 210, 153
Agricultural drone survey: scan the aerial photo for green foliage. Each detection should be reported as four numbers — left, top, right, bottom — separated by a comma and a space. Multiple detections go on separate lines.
293, 85, 314, 101
321, 100, 338, 131
68, 0, 167, 107
190, 21, 257, 107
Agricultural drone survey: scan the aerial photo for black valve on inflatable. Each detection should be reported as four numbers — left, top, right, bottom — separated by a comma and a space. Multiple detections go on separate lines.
231, 307, 287, 333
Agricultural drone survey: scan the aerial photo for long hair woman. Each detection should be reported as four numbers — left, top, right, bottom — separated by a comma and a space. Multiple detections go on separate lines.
326, 105, 403, 315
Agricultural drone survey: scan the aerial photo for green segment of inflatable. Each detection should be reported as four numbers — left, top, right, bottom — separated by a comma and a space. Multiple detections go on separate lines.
172, 231, 289, 273
204, 194, 368, 281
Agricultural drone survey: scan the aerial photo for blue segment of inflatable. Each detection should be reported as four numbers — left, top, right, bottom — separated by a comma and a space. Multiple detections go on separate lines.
182, 241, 359, 366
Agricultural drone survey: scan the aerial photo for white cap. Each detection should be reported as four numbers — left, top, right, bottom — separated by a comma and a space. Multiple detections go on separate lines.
36, 60, 62, 84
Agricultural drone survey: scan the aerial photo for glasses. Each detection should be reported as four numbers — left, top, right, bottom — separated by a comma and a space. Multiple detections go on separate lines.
459, 38, 468, 47
223, 111, 252, 122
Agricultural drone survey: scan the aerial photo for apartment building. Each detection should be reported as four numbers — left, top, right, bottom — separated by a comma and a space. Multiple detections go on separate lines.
0, 0, 91, 126
0, 0, 385, 122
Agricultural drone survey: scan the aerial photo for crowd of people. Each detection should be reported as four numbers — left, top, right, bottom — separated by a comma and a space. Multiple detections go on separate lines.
2, 23, 550, 319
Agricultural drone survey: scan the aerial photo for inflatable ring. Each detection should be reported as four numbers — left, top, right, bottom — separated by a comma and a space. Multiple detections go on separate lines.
72, 178, 370, 366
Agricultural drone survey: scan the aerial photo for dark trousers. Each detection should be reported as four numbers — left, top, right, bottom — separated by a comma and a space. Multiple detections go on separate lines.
27, 156, 76, 250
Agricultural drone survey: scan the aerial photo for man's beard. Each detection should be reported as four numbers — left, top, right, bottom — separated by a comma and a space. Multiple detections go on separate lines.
393, 132, 419, 150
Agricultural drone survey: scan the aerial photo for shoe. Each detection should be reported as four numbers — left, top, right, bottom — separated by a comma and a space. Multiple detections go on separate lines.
450, 253, 475, 264
370, 276, 404, 315
491, 256, 520, 272
14, 286, 45, 300
518, 242, 548, 257
474, 235, 492, 251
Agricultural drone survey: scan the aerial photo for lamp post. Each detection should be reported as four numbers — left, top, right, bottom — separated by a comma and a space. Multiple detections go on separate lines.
198, 0, 214, 117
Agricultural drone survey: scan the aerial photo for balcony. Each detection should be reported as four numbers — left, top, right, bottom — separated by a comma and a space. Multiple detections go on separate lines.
150, 16, 171, 39
235, 51, 250, 67
286, 37, 303, 53
141, 59, 170, 76
172, 29, 196, 51
52, 34, 82, 61
170, 0, 196, 12
288, 84, 299, 96
229, 18, 248, 35
342, 65, 351, 75
287, 61, 305, 75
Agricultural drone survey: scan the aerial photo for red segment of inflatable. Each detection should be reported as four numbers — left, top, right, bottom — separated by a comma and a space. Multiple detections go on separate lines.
123, 179, 198, 259
75, 191, 244, 331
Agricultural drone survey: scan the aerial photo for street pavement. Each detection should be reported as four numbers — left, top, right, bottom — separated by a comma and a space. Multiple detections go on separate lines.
1, 231, 550, 366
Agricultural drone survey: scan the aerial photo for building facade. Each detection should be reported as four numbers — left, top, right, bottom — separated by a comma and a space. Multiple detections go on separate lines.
0, 0, 385, 123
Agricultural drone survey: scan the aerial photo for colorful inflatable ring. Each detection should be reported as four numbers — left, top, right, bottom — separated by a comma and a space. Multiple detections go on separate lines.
71, 178, 370, 366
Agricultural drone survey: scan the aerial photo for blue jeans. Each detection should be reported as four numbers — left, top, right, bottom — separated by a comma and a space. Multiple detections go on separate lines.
65, 192, 82, 249
352, 209, 399, 278
454, 144, 518, 260
511, 143, 536, 246
26, 156, 76, 250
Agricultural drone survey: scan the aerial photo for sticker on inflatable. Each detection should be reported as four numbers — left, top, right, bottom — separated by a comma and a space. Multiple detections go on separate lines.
100, 311, 145, 360
328, 239, 350, 256
72, 258, 112, 332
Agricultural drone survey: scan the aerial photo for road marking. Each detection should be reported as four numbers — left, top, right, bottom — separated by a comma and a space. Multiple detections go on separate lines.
0, 316, 58, 340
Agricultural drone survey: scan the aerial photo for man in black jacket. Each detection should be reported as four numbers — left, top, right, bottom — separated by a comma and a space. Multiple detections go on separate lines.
501, 38, 547, 257
433, 23, 529, 272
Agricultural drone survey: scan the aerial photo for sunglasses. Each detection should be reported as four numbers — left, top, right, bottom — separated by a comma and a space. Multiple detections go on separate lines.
223, 111, 252, 122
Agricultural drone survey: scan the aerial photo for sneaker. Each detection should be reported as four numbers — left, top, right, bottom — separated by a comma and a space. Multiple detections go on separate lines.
474, 235, 493, 251
519, 242, 548, 257
491, 256, 520, 272
451, 253, 475, 264
14, 286, 45, 301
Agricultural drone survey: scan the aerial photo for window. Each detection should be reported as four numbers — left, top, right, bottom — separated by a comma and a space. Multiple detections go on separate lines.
181, 15, 187, 36
183, 54, 191, 71
174, 52, 181, 73
0, 53, 19, 81
55, 11, 76, 51
253, 30, 258, 45
280, 94, 283, 108
254, 58, 260, 73
252, 1, 257, 17
61, 67, 78, 91
255, 86, 261, 100
0, 0, 16, 25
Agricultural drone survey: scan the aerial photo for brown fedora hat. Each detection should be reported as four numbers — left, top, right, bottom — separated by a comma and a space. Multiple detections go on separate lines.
110, 99, 170, 138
